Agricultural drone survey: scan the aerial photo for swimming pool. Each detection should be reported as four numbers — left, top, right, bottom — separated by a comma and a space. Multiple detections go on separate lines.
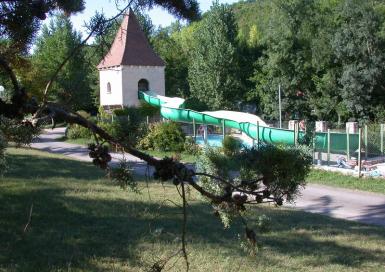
193, 135, 252, 148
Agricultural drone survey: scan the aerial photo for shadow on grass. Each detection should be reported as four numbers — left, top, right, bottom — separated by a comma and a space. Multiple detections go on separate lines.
2, 149, 385, 270
4, 153, 105, 180
1, 183, 385, 271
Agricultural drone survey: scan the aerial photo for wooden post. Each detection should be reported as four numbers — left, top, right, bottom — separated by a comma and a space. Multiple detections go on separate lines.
346, 126, 350, 160
146, 115, 149, 125
327, 129, 331, 166
364, 124, 368, 160
358, 128, 362, 177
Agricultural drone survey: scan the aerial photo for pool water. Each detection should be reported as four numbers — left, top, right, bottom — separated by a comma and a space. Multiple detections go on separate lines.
194, 135, 252, 148
194, 135, 224, 147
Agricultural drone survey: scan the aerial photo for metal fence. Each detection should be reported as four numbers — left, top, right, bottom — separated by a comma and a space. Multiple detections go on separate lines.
133, 114, 385, 177
310, 124, 385, 177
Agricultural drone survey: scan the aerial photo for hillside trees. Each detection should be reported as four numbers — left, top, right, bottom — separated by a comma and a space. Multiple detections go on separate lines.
244, 0, 385, 123
251, 0, 316, 120
188, 2, 242, 110
332, 0, 385, 122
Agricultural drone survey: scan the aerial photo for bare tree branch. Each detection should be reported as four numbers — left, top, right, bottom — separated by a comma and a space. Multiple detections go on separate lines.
180, 182, 189, 271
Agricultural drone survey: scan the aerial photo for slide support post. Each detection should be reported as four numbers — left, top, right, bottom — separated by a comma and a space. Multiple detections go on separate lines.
327, 129, 331, 166
278, 84, 282, 129
256, 121, 260, 149
203, 125, 208, 145
193, 119, 196, 143
222, 119, 226, 142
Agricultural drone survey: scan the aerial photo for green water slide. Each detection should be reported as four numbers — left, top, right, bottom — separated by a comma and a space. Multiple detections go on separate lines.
139, 91, 359, 153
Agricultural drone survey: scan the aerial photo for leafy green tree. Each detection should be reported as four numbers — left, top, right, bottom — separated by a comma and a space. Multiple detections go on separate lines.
332, 0, 385, 122
188, 2, 242, 110
152, 23, 190, 97
251, 0, 316, 121
28, 14, 93, 111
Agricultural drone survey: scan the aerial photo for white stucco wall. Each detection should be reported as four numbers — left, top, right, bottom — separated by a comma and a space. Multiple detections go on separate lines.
121, 65, 165, 107
99, 65, 165, 108
99, 67, 123, 107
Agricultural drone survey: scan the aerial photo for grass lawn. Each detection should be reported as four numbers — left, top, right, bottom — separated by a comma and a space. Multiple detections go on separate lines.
61, 136, 95, 146
1, 148, 385, 271
308, 169, 385, 194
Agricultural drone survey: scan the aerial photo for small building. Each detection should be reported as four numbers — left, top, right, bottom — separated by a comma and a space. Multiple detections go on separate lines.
97, 9, 165, 109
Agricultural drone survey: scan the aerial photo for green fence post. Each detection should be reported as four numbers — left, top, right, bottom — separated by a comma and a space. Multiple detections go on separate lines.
346, 126, 350, 160
358, 128, 362, 178
327, 129, 331, 166
364, 124, 368, 160
312, 135, 316, 164
381, 124, 384, 156
193, 119, 196, 143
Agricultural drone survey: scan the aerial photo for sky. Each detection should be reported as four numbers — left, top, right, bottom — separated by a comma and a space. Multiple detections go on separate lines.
70, 0, 240, 35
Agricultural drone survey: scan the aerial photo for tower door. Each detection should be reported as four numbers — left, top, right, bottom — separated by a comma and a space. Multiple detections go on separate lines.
138, 79, 149, 92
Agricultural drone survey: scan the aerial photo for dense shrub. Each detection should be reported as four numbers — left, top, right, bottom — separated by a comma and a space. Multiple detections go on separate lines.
66, 107, 146, 145
184, 137, 201, 155
222, 135, 242, 156
196, 144, 312, 227
66, 124, 93, 139
138, 121, 185, 152
0, 116, 41, 146
110, 107, 146, 145
138, 101, 159, 117
239, 145, 312, 201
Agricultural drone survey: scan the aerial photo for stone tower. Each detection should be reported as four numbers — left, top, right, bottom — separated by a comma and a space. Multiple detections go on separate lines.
97, 9, 165, 109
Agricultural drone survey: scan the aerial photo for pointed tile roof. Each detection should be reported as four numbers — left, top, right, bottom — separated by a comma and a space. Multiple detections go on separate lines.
97, 9, 165, 69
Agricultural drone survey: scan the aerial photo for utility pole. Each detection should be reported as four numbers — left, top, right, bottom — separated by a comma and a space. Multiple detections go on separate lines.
278, 84, 282, 128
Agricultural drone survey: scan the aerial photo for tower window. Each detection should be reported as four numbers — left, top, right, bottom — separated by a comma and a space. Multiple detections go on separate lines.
107, 82, 111, 94
138, 79, 149, 92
